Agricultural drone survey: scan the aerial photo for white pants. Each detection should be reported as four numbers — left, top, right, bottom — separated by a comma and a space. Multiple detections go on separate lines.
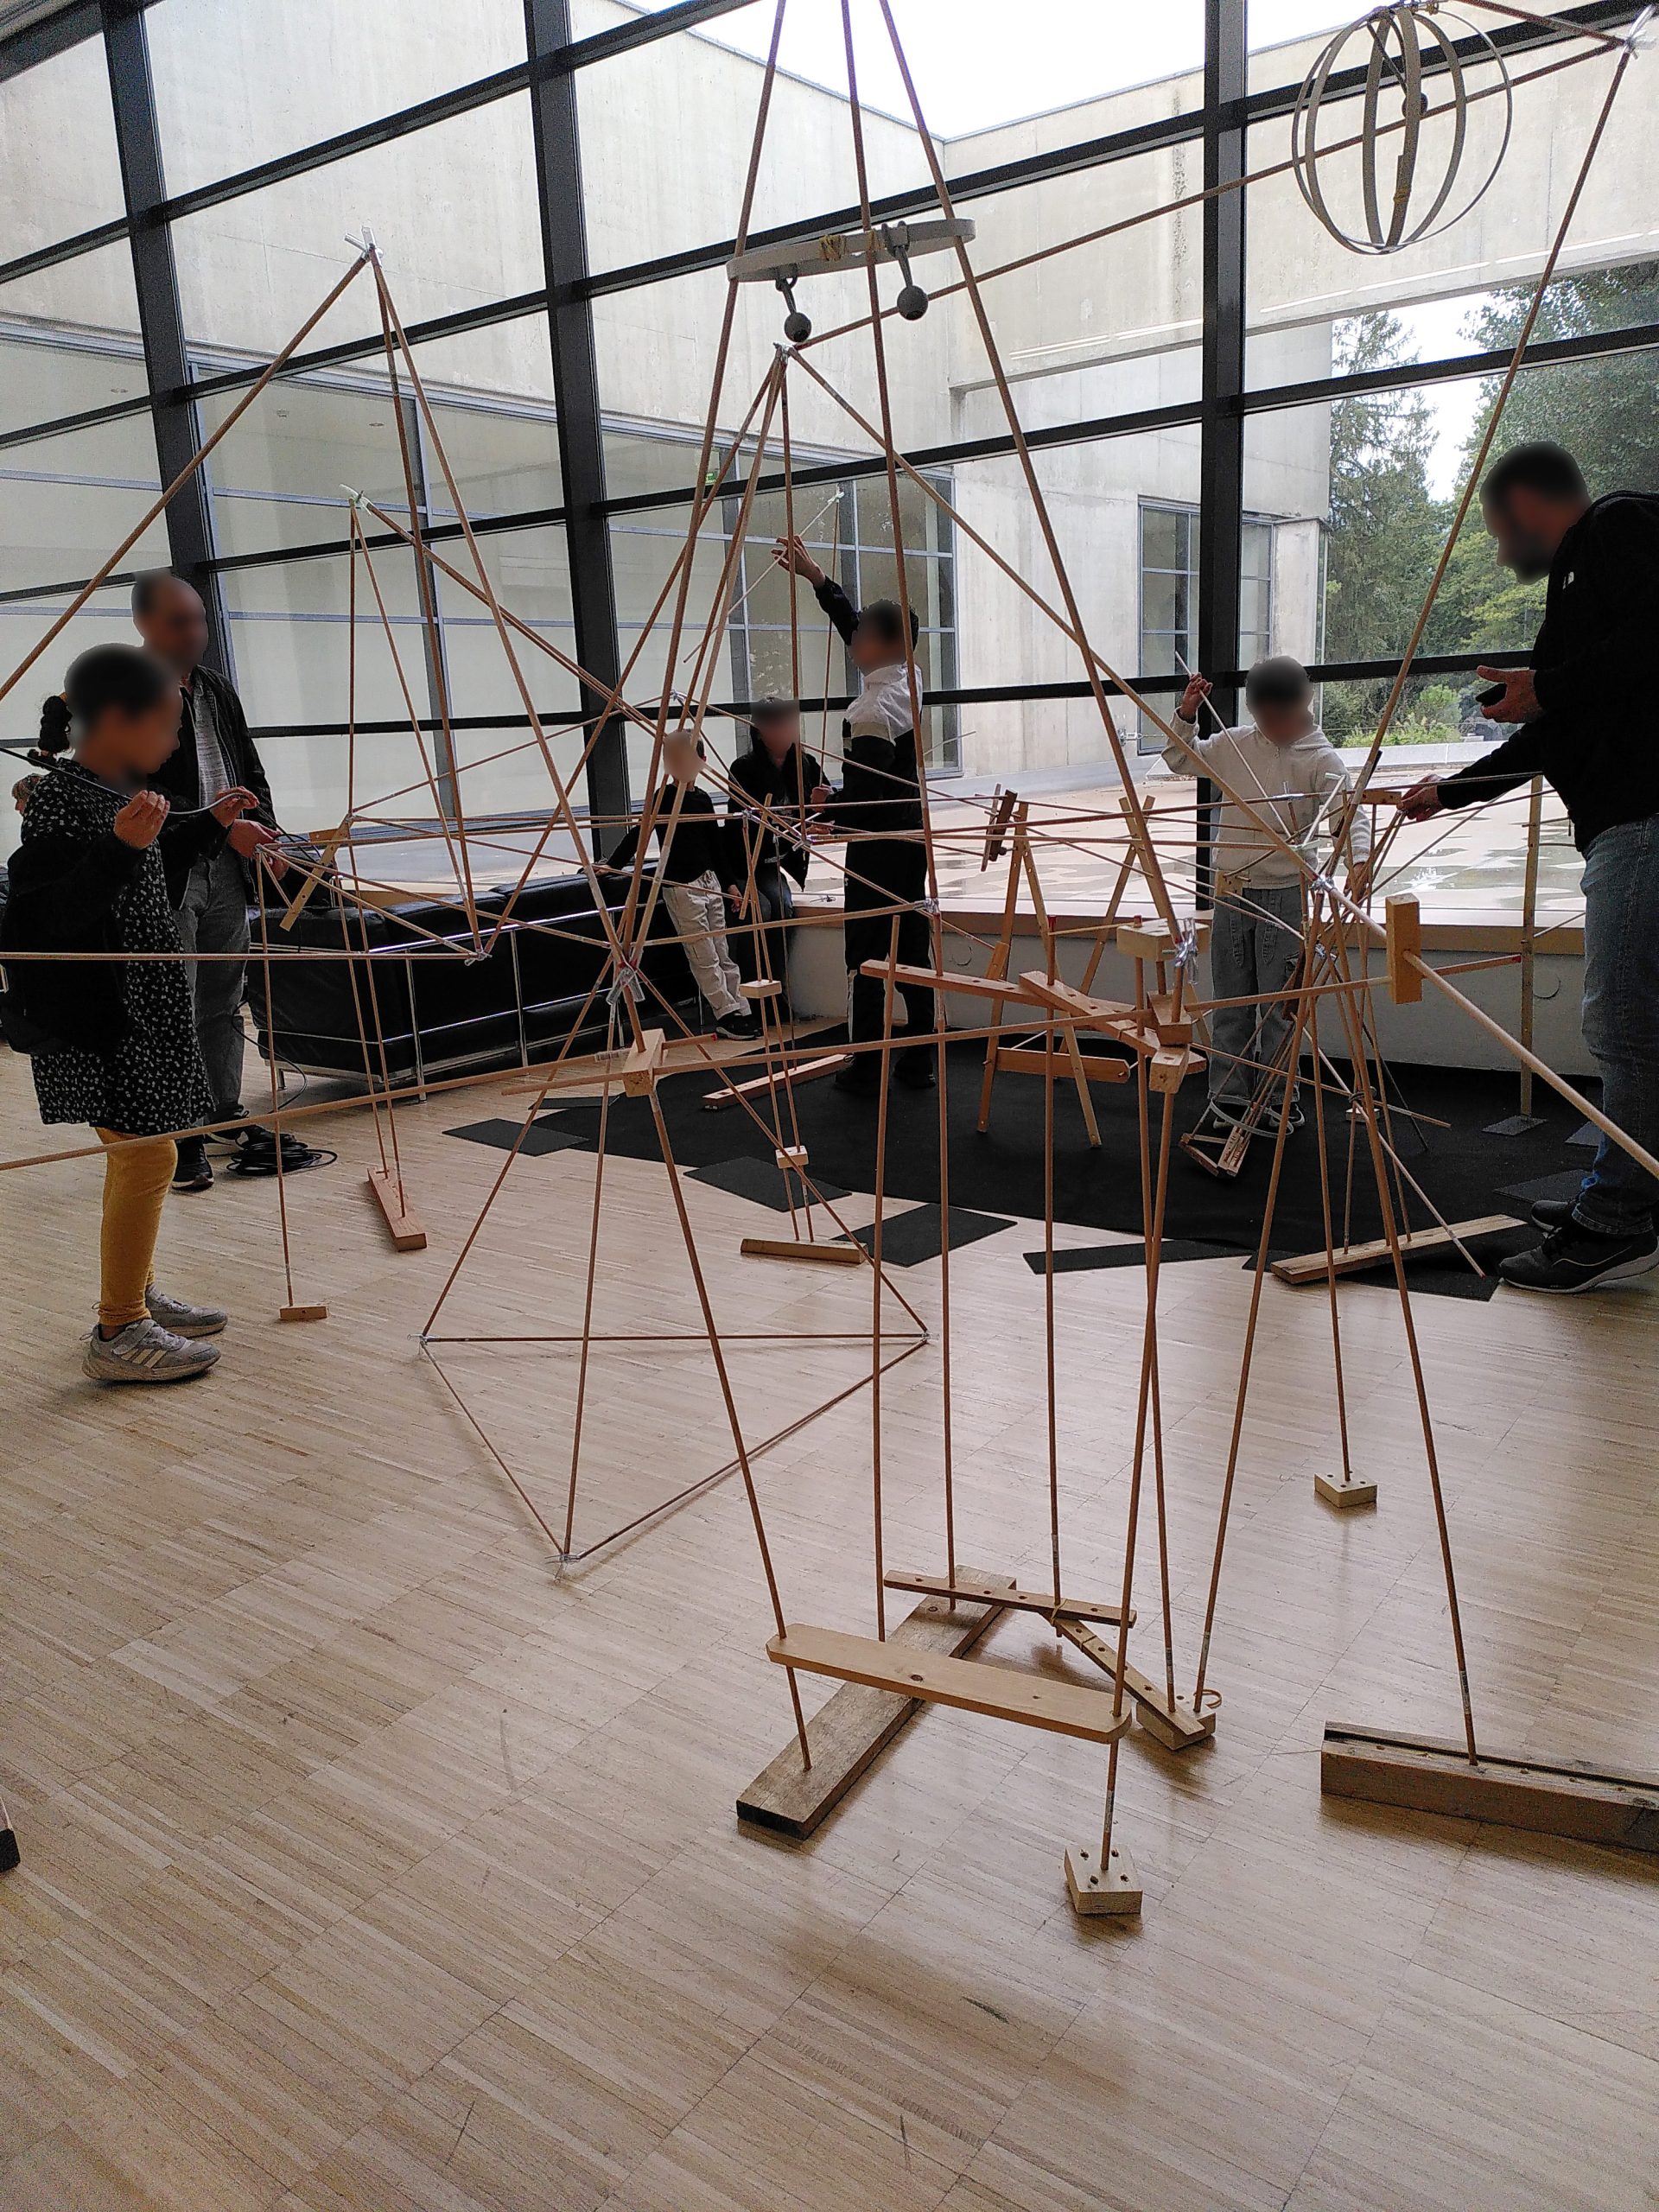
663, 871, 744, 1020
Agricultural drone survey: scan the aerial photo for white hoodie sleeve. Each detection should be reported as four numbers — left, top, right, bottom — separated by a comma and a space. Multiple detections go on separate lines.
1306, 741, 1371, 867
1160, 714, 1210, 780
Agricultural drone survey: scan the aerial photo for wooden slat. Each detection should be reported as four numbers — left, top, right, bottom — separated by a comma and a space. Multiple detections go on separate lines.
767, 1624, 1132, 1743
1271, 1213, 1519, 1287
1386, 893, 1423, 1003
1055, 1618, 1214, 1751
882, 1568, 1131, 1628
859, 960, 1044, 1007
702, 1052, 849, 1109
740, 1236, 862, 1266
366, 1165, 427, 1252
737, 1580, 1012, 1838
993, 1045, 1130, 1084
1322, 1724, 1659, 1851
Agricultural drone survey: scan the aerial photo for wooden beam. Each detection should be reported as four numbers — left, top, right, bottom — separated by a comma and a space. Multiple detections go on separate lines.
992, 1045, 1130, 1084
278, 1303, 328, 1323
1270, 1214, 1519, 1287
737, 1580, 1012, 1838
1385, 893, 1423, 1004
621, 1027, 664, 1097
277, 823, 344, 932
740, 1236, 862, 1266
768, 1625, 1132, 1743
860, 959, 1046, 1008
702, 1052, 849, 1109
366, 1165, 428, 1252
1321, 1723, 1659, 1851
882, 1568, 1132, 1628
1055, 1618, 1214, 1751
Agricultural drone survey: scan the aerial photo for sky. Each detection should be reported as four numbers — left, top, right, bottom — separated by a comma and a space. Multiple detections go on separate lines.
685, 0, 1499, 493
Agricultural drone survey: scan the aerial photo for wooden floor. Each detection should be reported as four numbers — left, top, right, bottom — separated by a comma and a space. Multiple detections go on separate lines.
3, 1052, 1658, 2212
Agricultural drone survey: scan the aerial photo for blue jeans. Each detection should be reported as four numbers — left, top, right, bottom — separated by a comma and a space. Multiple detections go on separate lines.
175, 848, 251, 1121
1574, 812, 1659, 1236
1206, 880, 1304, 1110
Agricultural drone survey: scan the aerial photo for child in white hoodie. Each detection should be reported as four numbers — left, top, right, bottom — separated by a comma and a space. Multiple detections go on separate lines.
1163, 656, 1370, 1130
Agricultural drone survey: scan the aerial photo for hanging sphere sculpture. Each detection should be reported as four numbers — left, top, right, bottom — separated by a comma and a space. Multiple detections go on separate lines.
1290, 3, 1513, 256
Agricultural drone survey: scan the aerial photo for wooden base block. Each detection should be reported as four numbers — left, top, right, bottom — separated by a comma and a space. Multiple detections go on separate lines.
738, 1578, 1012, 1838
741, 1236, 863, 1266
767, 1624, 1132, 1743
366, 1166, 428, 1252
1065, 1837, 1141, 1917
1321, 1723, 1659, 1851
279, 1303, 328, 1323
1314, 1471, 1377, 1510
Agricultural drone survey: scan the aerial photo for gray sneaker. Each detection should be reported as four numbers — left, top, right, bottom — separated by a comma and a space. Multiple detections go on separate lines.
145, 1286, 228, 1338
82, 1317, 220, 1385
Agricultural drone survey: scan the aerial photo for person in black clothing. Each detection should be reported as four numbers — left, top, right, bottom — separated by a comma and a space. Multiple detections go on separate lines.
1, 646, 270, 1382
724, 697, 824, 995
601, 728, 759, 1039
772, 536, 937, 1095
1402, 443, 1659, 1294
130, 570, 292, 1192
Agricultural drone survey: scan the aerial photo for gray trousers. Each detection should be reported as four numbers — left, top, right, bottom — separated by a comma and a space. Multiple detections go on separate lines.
1206, 880, 1304, 1110
175, 848, 251, 1121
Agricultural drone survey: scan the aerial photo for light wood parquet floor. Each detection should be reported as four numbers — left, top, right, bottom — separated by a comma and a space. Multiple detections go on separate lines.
2, 1049, 1657, 2212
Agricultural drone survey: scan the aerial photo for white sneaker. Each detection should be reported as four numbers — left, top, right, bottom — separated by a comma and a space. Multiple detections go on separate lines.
82, 1317, 220, 1385
145, 1286, 228, 1338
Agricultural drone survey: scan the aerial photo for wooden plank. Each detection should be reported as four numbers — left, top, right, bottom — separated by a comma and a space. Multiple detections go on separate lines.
994, 1045, 1130, 1084
702, 1052, 849, 1109
366, 1165, 428, 1252
277, 823, 344, 932
1055, 1618, 1214, 1751
1271, 1213, 1518, 1287
1321, 1723, 1659, 1852
860, 960, 1045, 1008
621, 1027, 664, 1097
278, 1303, 329, 1323
1016, 971, 1134, 1029
767, 1624, 1133, 1743
737, 1580, 1013, 1838
1386, 893, 1423, 1004
883, 1568, 1131, 1628
740, 1236, 863, 1266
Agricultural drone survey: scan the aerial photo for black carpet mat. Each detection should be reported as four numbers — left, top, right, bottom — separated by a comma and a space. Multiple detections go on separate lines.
1026, 1237, 1249, 1275
849, 1203, 1015, 1267
689, 1155, 849, 1211
448, 1034, 1595, 1294
446, 1116, 588, 1157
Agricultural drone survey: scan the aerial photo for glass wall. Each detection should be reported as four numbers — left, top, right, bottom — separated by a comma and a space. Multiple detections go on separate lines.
0, 0, 1649, 918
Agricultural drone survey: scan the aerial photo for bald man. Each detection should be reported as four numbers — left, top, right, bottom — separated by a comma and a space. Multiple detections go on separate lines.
131, 570, 287, 1191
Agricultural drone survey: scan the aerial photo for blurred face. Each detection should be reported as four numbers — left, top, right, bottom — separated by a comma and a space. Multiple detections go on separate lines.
89, 686, 183, 778
849, 622, 894, 674
663, 733, 701, 785
1482, 487, 1573, 584
1251, 697, 1312, 745
134, 577, 209, 675
754, 709, 799, 758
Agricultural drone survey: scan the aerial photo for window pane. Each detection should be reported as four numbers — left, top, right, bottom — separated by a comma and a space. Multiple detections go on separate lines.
0, 418, 169, 594
146, 0, 528, 196
172, 96, 543, 363
0, 34, 125, 255
0, 245, 145, 435
0, 586, 138, 707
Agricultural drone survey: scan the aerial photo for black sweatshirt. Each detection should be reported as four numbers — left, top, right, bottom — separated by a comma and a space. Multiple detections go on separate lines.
726, 735, 825, 888
1435, 492, 1659, 852
604, 783, 737, 886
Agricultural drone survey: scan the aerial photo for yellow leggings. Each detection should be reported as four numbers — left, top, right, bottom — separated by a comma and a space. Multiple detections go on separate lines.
93, 1129, 177, 1332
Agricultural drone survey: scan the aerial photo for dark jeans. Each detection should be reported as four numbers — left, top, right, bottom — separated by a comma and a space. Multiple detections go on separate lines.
732, 863, 794, 990
1573, 811, 1659, 1236
175, 848, 250, 1122
848, 899, 934, 1069
1205, 880, 1303, 1110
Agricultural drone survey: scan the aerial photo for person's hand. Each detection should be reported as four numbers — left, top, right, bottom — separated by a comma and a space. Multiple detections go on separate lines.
1399, 777, 1445, 823
1177, 673, 1211, 723
228, 817, 280, 865
809, 783, 832, 810
12, 773, 41, 814
772, 534, 825, 589
209, 785, 260, 827
1476, 664, 1541, 722
112, 790, 170, 849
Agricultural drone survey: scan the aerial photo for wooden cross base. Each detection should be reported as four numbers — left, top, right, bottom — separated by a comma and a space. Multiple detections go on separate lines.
279, 1303, 328, 1323
1321, 1724, 1659, 1851
1314, 1471, 1377, 1510
740, 1236, 862, 1266
1055, 1618, 1213, 1751
1065, 1837, 1141, 1917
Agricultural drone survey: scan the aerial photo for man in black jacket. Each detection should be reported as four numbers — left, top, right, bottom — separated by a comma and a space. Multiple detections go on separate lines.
724, 698, 823, 995
132, 571, 289, 1191
1403, 445, 1659, 1294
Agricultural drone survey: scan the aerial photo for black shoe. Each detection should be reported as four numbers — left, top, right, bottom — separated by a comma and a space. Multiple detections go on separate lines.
1498, 1221, 1659, 1294
172, 1139, 213, 1193
1530, 1197, 1575, 1231
714, 1014, 760, 1042
834, 1062, 880, 1096
894, 1055, 937, 1090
